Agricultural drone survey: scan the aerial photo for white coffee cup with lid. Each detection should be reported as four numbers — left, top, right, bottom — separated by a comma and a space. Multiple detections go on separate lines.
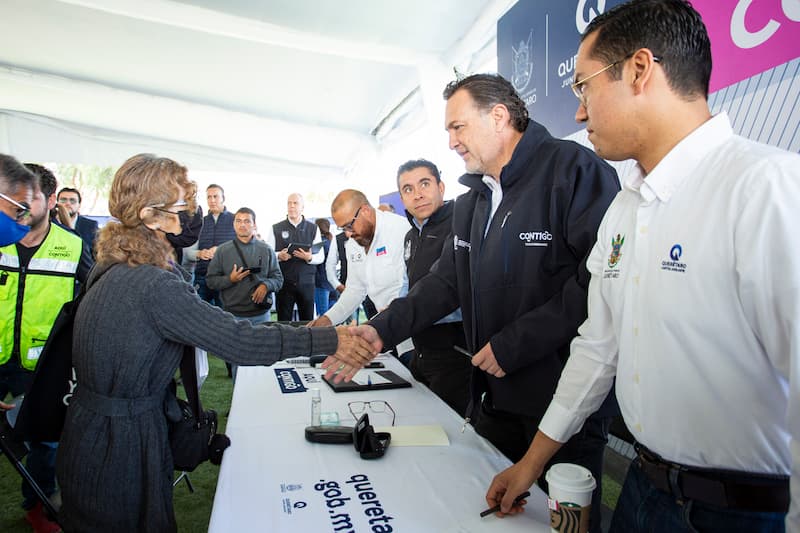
545, 463, 596, 533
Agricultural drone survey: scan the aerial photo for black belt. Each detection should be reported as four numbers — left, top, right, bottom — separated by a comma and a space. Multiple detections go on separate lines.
634, 442, 789, 513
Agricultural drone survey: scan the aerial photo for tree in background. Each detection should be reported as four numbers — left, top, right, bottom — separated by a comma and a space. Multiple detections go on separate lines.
55, 164, 115, 215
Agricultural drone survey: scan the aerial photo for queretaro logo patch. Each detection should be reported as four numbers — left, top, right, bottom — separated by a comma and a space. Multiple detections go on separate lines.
608, 234, 624, 269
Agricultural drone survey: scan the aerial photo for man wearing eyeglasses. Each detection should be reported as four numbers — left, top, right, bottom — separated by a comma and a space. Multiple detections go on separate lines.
56, 187, 99, 252
485, 1, 800, 532
1, 163, 90, 532
332, 73, 620, 532
0, 154, 35, 249
308, 190, 410, 346
0, 155, 34, 414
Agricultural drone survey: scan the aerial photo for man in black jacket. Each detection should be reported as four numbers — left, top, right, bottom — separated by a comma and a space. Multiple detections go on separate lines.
269, 193, 324, 321
331, 74, 620, 533
55, 187, 99, 252
397, 159, 471, 416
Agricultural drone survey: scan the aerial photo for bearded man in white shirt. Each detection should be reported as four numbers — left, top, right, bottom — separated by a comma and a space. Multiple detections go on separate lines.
308, 190, 410, 342
486, 1, 800, 532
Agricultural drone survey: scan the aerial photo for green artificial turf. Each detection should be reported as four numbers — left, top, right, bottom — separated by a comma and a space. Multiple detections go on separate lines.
601, 473, 622, 509
0, 355, 233, 533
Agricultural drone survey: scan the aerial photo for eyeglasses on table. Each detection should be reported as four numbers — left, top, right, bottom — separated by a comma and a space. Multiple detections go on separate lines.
348, 400, 395, 427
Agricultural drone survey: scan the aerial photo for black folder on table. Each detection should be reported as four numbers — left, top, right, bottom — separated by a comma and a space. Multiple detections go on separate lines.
323, 370, 411, 393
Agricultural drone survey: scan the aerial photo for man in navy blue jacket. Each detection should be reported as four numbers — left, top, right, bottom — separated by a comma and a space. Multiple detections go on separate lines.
332, 74, 620, 533
269, 193, 324, 321
397, 159, 471, 416
56, 187, 99, 252
194, 184, 236, 306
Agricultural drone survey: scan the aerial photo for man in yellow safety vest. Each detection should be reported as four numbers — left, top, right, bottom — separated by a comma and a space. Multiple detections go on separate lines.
0, 162, 91, 532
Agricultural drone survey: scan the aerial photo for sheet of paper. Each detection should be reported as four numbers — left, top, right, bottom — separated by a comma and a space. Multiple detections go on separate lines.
373, 425, 450, 446
351, 370, 391, 386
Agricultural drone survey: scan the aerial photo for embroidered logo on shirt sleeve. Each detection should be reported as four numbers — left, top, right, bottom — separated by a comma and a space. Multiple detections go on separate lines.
604, 233, 625, 279
608, 234, 624, 268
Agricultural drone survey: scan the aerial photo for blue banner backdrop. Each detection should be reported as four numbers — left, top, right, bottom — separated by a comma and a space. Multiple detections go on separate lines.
499, 1, 800, 155
497, 0, 627, 139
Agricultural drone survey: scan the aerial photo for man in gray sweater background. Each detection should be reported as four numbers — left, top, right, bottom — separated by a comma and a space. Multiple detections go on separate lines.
207, 207, 283, 378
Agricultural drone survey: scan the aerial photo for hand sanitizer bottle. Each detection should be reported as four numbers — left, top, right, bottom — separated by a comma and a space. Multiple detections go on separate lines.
310, 388, 321, 426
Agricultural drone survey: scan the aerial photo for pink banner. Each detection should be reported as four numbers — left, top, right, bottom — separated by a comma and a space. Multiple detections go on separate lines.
693, 0, 800, 92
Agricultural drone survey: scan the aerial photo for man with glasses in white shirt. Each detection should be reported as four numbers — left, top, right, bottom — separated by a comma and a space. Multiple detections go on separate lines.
486, 1, 800, 532
309, 190, 410, 345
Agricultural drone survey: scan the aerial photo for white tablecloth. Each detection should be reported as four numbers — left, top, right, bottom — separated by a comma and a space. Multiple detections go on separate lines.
209, 356, 550, 532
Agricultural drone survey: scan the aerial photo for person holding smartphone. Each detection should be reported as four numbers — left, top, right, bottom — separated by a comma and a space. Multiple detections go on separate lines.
206, 208, 283, 342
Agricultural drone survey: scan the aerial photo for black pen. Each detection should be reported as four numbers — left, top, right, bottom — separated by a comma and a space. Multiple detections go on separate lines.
479, 491, 530, 518
453, 345, 473, 359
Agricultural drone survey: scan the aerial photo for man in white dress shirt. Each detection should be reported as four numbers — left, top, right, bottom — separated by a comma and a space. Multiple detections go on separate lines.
308, 190, 409, 350
486, 1, 800, 532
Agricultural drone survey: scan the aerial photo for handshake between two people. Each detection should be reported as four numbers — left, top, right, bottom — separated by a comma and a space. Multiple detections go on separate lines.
327, 325, 384, 382
321, 320, 508, 382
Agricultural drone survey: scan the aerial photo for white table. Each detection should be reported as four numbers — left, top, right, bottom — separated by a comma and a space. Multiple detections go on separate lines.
209, 356, 550, 532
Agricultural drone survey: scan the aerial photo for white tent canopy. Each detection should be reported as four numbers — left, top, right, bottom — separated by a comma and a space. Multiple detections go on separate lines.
0, 0, 514, 188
